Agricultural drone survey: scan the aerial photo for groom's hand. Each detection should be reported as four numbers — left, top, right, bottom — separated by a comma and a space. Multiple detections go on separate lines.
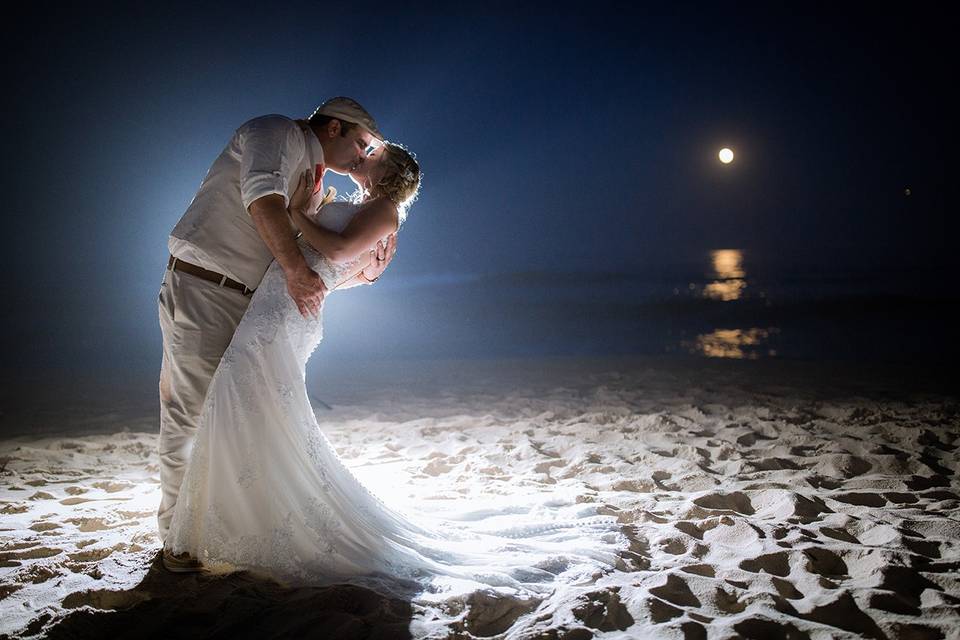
286, 263, 327, 318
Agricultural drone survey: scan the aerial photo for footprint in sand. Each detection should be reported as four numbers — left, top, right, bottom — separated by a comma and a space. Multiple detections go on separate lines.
91, 481, 134, 493
680, 620, 709, 640
21, 564, 61, 584
65, 517, 122, 532
869, 591, 921, 616
819, 526, 859, 543
452, 590, 542, 637
533, 460, 565, 474
739, 551, 790, 577
713, 586, 748, 614
0, 546, 64, 562
421, 458, 453, 476
617, 528, 651, 571
0, 583, 22, 600
67, 546, 116, 562
736, 431, 775, 447
789, 445, 818, 457
830, 492, 887, 508
772, 577, 804, 600
0, 503, 29, 514
805, 475, 841, 490
572, 587, 635, 632
610, 478, 656, 492
733, 618, 810, 640
659, 537, 689, 555
788, 591, 887, 639
115, 510, 155, 519
674, 516, 734, 540
811, 454, 872, 478
680, 564, 715, 578
755, 491, 833, 524
63, 561, 104, 579
649, 574, 701, 608
905, 475, 950, 490
652, 473, 680, 492
693, 492, 755, 515
886, 623, 948, 640
747, 457, 803, 471
902, 538, 941, 558
802, 547, 848, 578
61, 588, 151, 611
648, 597, 684, 623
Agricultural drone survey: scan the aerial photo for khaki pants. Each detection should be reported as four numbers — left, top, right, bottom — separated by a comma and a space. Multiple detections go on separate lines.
156, 267, 251, 542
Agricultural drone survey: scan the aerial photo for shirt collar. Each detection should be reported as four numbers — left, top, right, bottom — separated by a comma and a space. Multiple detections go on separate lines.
298, 120, 325, 168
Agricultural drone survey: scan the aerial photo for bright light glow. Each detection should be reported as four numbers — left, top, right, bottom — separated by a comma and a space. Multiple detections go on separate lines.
718, 148, 734, 164
704, 249, 746, 301
685, 327, 779, 359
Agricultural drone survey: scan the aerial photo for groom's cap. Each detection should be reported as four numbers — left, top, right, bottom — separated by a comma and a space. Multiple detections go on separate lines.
311, 97, 383, 141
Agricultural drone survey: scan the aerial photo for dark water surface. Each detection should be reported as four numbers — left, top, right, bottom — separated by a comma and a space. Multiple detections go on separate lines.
321, 249, 958, 365
2, 249, 956, 386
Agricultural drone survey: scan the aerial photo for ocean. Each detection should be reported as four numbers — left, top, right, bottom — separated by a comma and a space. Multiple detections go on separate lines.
319, 248, 959, 364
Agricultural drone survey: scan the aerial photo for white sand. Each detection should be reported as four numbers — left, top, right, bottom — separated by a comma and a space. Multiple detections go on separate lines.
1, 356, 958, 639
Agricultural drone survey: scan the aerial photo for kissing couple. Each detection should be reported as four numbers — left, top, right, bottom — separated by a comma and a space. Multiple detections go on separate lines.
156, 96, 624, 600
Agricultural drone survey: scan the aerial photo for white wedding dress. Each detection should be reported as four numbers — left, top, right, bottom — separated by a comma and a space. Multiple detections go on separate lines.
166, 201, 626, 602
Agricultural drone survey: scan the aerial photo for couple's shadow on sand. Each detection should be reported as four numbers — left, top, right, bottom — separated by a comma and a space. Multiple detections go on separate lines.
43, 550, 421, 640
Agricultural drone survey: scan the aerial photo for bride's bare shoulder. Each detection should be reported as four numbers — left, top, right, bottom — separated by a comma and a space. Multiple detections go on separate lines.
357, 196, 399, 226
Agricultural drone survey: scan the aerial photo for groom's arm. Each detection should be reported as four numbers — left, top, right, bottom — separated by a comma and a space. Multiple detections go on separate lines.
236, 116, 326, 318
249, 195, 327, 318
248, 195, 311, 274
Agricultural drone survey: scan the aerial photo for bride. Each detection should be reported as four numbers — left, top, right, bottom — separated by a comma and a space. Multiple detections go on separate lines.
164, 142, 627, 601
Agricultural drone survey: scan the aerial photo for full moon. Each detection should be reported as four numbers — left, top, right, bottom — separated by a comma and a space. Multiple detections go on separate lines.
719, 148, 734, 164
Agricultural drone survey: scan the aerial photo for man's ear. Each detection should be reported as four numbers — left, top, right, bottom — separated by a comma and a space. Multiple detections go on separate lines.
326, 119, 342, 138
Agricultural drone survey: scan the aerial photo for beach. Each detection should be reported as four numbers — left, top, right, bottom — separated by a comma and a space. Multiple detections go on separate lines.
1, 355, 957, 638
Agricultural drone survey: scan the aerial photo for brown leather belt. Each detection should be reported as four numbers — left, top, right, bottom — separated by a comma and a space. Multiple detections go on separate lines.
167, 255, 255, 296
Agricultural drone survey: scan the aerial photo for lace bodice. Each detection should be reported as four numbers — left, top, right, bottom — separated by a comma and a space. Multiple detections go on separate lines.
299, 201, 367, 291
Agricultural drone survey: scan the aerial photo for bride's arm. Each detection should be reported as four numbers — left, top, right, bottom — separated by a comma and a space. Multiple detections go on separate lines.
335, 268, 374, 290
333, 234, 397, 289
291, 198, 397, 264
287, 172, 398, 264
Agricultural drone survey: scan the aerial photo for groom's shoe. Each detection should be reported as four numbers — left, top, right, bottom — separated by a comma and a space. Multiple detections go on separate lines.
162, 548, 204, 573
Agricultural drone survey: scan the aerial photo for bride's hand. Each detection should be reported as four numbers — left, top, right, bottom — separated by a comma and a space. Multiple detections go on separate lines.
361, 233, 397, 283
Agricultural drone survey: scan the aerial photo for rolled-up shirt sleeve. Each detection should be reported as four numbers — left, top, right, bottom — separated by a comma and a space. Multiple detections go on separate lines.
238, 115, 306, 211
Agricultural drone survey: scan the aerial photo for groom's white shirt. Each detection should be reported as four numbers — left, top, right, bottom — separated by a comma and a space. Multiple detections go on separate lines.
169, 114, 324, 289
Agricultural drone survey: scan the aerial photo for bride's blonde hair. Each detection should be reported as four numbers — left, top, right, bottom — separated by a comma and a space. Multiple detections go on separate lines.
353, 142, 421, 225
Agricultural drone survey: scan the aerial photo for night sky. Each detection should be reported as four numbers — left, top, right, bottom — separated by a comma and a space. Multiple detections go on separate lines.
1, 3, 952, 375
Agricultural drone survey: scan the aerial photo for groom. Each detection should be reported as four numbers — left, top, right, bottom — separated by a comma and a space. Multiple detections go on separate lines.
157, 97, 394, 571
